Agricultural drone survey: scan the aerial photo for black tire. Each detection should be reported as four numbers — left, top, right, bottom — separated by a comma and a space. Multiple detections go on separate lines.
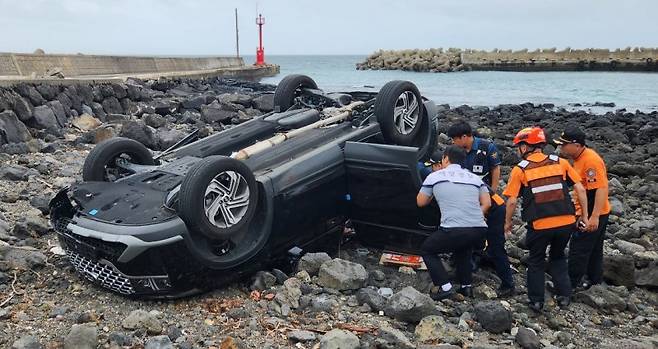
178, 156, 258, 240
82, 137, 156, 182
273, 74, 318, 111
374, 80, 426, 146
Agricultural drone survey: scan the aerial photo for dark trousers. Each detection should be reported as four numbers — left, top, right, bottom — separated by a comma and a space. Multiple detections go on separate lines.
421, 227, 486, 287
568, 214, 609, 286
526, 224, 573, 303
484, 206, 515, 289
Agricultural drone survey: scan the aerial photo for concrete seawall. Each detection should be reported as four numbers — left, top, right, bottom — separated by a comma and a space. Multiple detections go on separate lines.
0, 52, 279, 83
357, 48, 658, 72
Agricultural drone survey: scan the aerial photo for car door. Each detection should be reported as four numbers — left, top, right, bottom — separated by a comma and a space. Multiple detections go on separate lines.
343, 141, 439, 254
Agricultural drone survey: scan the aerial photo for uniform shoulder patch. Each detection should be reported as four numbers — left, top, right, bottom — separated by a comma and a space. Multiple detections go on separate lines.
518, 160, 530, 169
548, 154, 559, 161
586, 168, 597, 182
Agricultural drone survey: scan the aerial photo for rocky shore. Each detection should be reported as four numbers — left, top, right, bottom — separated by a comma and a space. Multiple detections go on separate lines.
356, 48, 658, 73
1, 78, 657, 349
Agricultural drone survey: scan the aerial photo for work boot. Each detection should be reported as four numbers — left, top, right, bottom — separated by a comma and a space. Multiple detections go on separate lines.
556, 295, 571, 308
430, 288, 455, 301
497, 286, 516, 298
457, 285, 473, 298
528, 301, 544, 313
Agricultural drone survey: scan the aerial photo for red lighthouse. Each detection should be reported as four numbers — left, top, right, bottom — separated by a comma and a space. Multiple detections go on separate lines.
255, 14, 266, 66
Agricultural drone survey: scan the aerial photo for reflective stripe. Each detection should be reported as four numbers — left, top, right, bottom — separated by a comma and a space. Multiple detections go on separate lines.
531, 183, 563, 194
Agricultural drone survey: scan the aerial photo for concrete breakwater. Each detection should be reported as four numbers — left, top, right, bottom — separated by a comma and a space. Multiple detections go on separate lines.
0, 52, 279, 83
356, 48, 658, 72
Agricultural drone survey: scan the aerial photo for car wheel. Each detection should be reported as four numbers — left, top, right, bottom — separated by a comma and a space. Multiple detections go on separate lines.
374, 80, 426, 146
273, 74, 318, 111
179, 156, 258, 240
82, 137, 156, 182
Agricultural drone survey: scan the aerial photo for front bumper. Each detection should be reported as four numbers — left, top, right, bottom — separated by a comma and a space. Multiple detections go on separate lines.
50, 190, 193, 297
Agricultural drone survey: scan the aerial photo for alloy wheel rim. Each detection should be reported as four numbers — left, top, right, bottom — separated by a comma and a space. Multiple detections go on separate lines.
204, 171, 250, 229
393, 91, 420, 135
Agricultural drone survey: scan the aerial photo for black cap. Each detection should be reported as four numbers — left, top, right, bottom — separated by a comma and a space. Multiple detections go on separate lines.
428, 149, 444, 164
554, 125, 586, 145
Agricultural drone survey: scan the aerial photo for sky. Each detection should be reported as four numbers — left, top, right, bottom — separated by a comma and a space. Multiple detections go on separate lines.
0, 0, 656, 56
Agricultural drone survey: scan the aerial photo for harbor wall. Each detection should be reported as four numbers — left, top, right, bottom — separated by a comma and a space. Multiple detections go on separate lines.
0, 52, 244, 77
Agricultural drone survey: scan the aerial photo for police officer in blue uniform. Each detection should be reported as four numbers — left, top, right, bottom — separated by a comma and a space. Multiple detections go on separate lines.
447, 121, 501, 191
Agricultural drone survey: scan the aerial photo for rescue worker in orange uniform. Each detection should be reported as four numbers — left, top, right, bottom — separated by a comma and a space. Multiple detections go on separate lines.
554, 125, 610, 290
502, 127, 589, 312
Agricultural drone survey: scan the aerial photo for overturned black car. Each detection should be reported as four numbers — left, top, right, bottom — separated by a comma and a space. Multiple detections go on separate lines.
50, 75, 441, 297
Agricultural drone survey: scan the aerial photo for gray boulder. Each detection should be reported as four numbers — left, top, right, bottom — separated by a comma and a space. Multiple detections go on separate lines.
320, 329, 360, 349
36, 84, 61, 100
356, 287, 387, 312
11, 93, 33, 121
0, 164, 38, 181
12, 214, 50, 237
298, 252, 332, 276
126, 83, 143, 100
253, 94, 274, 112
310, 294, 339, 313
375, 323, 415, 349
64, 86, 83, 113
111, 84, 128, 99
181, 95, 206, 110
31, 105, 61, 134
156, 128, 186, 150
143, 113, 167, 128
274, 277, 303, 310
201, 103, 234, 124
317, 258, 368, 291
102, 96, 123, 114
575, 285, 627, 313
119, 120, 158, 150
47, 100, 68, 127
515, 327, 541, 349
0, 245, 47, 270
251, 271, 277, 290
108, 332, 133, 347
64, 324, 97, 349
11, 335, 43, 349
122, 310, 162, 335
288, 330, 317, 343
0, 111, 32, 144
15, 84, 46, 106
635, 262, 658, 287
474, 301, 512, 334
603, 254, 635, 287
144, 335, 173, 349
384, 286, 437, 323
153, 100, 179, 116
615, 240, 646, 254
414, 315, 463, 344
218, 93, 253, 106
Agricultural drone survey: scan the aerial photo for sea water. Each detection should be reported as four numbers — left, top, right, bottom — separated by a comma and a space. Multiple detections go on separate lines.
251, 55, 658, 113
